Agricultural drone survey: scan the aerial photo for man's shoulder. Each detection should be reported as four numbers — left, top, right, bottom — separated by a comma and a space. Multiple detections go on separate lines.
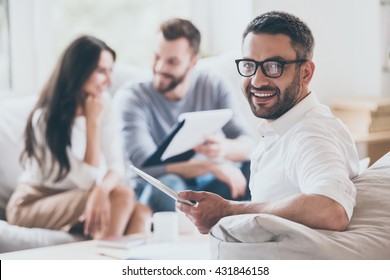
114, 80, 154, 101
191, 69, 226, 85
190, 70, 232, 100
290, 110, 352, 142
118, 79, 153, 94
113, 80, 156, 112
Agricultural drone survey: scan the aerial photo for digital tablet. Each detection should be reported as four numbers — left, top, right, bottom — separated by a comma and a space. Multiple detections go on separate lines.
130, 165, 196, 206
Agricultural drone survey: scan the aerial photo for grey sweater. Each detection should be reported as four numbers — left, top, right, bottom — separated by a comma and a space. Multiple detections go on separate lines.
115, 70, 253, 177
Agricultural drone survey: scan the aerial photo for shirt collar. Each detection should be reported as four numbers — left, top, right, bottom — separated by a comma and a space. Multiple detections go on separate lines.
262, 92, 320, 136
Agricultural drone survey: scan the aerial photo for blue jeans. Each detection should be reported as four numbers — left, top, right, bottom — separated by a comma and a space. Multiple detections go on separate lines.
136, 174, 187, 212
135, 161, 251, 213
189, 160, 251, 200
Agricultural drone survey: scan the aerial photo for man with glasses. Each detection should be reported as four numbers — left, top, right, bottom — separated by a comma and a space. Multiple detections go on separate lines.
178, 11, 360, 233
115, 18, 255, 213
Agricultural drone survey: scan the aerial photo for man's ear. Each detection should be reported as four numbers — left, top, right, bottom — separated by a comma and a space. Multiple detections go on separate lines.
301, 60, 315, 85
190, 54, 200, 69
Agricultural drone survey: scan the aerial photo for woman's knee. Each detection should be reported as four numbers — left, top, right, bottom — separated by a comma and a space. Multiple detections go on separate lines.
136, 202, 152, 218
110, 185, 135, 204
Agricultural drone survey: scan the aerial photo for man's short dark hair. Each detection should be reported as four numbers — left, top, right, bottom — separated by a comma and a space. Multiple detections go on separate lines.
243, 11, 315, 59
159, 18, 201, 55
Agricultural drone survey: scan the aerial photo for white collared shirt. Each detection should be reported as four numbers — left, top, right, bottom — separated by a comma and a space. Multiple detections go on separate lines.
249, 93, 360, 220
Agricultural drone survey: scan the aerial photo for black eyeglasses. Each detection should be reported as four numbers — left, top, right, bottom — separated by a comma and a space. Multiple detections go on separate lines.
235, 58, 307, 78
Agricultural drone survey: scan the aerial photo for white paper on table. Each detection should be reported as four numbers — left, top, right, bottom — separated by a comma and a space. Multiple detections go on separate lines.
161, 109, 233, 161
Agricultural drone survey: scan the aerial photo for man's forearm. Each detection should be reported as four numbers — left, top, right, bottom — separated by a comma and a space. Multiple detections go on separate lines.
228, 193, 349, 231
165, 160, 216, 178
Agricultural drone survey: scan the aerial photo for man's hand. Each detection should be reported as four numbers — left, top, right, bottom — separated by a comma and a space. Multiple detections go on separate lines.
194, 134, 254, 162
194, 134, 226, 159
176, 191, 231, 234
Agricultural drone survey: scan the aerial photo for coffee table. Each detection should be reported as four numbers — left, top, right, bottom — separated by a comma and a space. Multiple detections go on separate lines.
0, 233, 210, 260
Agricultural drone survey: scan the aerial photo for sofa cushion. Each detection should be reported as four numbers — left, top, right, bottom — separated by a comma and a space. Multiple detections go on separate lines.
109, 62, 151, 96
0, 94, 37, 213
210, 152, 390, 259
0, 220, 84, 253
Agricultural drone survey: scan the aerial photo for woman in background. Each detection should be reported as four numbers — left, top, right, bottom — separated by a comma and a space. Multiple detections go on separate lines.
6, 35, 151, 239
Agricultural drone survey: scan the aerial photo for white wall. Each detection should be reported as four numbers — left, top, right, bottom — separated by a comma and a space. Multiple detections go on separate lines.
6, 0, 387, 103
381, 1, 390, 97
191, 0, 252, 56
252, 0, 383, 104
7, 0, 55, 94
8, 0, 37, 94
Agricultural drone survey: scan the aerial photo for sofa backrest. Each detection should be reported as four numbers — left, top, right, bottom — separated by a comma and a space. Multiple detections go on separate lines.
0, 94, 37, 213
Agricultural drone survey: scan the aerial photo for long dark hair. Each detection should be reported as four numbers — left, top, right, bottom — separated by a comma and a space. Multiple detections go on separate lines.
21, 35, 116, 182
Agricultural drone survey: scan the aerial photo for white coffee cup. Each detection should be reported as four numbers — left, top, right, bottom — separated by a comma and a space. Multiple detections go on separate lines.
146, 212, 179, 242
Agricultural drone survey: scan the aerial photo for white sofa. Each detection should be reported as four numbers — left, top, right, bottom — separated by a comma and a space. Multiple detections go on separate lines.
0, 53, 250, 253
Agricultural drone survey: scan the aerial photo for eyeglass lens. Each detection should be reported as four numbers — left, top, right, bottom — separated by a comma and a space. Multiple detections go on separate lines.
238, 60, 283, 78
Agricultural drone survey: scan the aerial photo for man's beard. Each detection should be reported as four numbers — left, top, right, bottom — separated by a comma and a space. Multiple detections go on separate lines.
245, 72, 301, 120
153, 68, 189, 94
